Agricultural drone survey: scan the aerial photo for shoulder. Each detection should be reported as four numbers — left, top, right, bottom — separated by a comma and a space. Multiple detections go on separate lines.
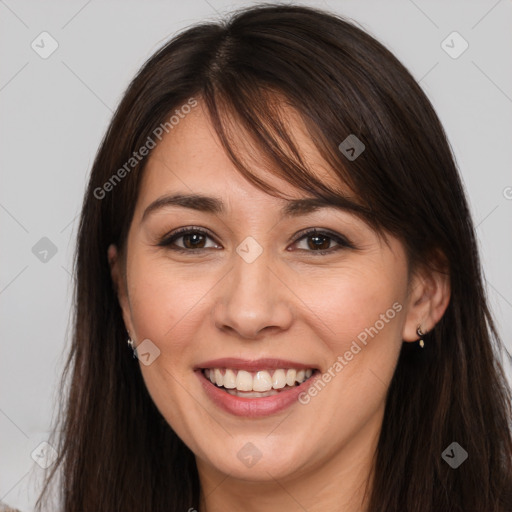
0, 502, 22, 512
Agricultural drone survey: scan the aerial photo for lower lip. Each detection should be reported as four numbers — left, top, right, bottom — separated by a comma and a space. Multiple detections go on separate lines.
196, 369, 318, 418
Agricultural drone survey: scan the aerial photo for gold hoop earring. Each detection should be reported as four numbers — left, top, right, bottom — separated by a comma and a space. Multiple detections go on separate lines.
417, 325, 425, 348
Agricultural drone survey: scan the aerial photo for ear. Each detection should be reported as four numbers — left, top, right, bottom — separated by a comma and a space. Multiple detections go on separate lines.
402, 256, 451, 342
108, 244, 135, 338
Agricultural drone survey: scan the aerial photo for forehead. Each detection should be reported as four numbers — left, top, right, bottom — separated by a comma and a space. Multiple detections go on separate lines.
126, 99, 403, 262
137, 99, 347, 208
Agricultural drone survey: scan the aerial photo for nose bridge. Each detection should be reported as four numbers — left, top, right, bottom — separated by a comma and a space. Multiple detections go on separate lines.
213, 238, 293, 338
232, 243, 272, 300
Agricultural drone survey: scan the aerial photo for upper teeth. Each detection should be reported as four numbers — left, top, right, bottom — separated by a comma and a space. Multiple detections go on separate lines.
203, 368, 313, 392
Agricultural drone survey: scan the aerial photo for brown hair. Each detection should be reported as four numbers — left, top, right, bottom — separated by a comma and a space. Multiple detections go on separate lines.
35, 4, 512, 511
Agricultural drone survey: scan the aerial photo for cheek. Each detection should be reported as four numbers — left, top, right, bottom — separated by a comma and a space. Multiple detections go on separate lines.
124, 259, 210, 428
293, 271, 404, 430
126, 256, 213, 347
299, 261, 406, 350
296, 261, 407, 410
126, 247, 407, 368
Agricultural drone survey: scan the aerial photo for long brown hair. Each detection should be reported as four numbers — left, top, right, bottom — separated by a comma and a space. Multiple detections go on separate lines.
35, 4, 512, 511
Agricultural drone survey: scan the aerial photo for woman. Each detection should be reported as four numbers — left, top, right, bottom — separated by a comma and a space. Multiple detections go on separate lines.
34, 3, 512, 511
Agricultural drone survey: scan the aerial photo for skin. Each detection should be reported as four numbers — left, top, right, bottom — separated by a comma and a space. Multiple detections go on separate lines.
109, 99, 450, 512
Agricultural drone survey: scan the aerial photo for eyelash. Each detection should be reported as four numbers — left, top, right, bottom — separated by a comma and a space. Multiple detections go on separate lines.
156, 226, 354, 256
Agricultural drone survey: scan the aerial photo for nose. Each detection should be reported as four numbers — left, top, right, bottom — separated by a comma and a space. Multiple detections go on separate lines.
212, 249, 294, 340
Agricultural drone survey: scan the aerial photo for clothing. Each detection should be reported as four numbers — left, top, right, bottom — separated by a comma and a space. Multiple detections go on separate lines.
0, 502, 21, 512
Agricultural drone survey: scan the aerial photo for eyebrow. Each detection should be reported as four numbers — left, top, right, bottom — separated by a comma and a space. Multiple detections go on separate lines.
141, 192, 371, 223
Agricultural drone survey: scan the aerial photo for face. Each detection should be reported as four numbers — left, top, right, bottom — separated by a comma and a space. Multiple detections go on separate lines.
109, 100, 431, 487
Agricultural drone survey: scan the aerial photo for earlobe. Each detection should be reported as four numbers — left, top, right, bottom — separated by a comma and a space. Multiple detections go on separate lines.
402, 264, 451, 343
107, 244, 135, 336
108, 244, 121, 294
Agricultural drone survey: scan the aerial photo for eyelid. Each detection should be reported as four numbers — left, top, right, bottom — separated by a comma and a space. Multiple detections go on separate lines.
156, 226, 219, 249
290, 227, 354, 249
156, 226, 354, 253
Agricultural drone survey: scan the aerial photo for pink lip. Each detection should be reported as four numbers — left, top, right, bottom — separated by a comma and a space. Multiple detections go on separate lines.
195, 357, 316, 372
195, 366, 319, 418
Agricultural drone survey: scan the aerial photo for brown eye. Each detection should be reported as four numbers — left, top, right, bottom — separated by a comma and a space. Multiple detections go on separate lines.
306, 233, 332, 251
292, 228, 353, 255
158, 227, 220, 252
157, 226, 353, 256
181, 232, 207, 249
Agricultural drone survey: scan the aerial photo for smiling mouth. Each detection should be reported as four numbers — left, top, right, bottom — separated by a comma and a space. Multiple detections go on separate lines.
201, 367, 317, 397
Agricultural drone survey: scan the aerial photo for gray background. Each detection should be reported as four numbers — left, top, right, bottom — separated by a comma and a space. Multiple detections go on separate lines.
1, 1, 511, 510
